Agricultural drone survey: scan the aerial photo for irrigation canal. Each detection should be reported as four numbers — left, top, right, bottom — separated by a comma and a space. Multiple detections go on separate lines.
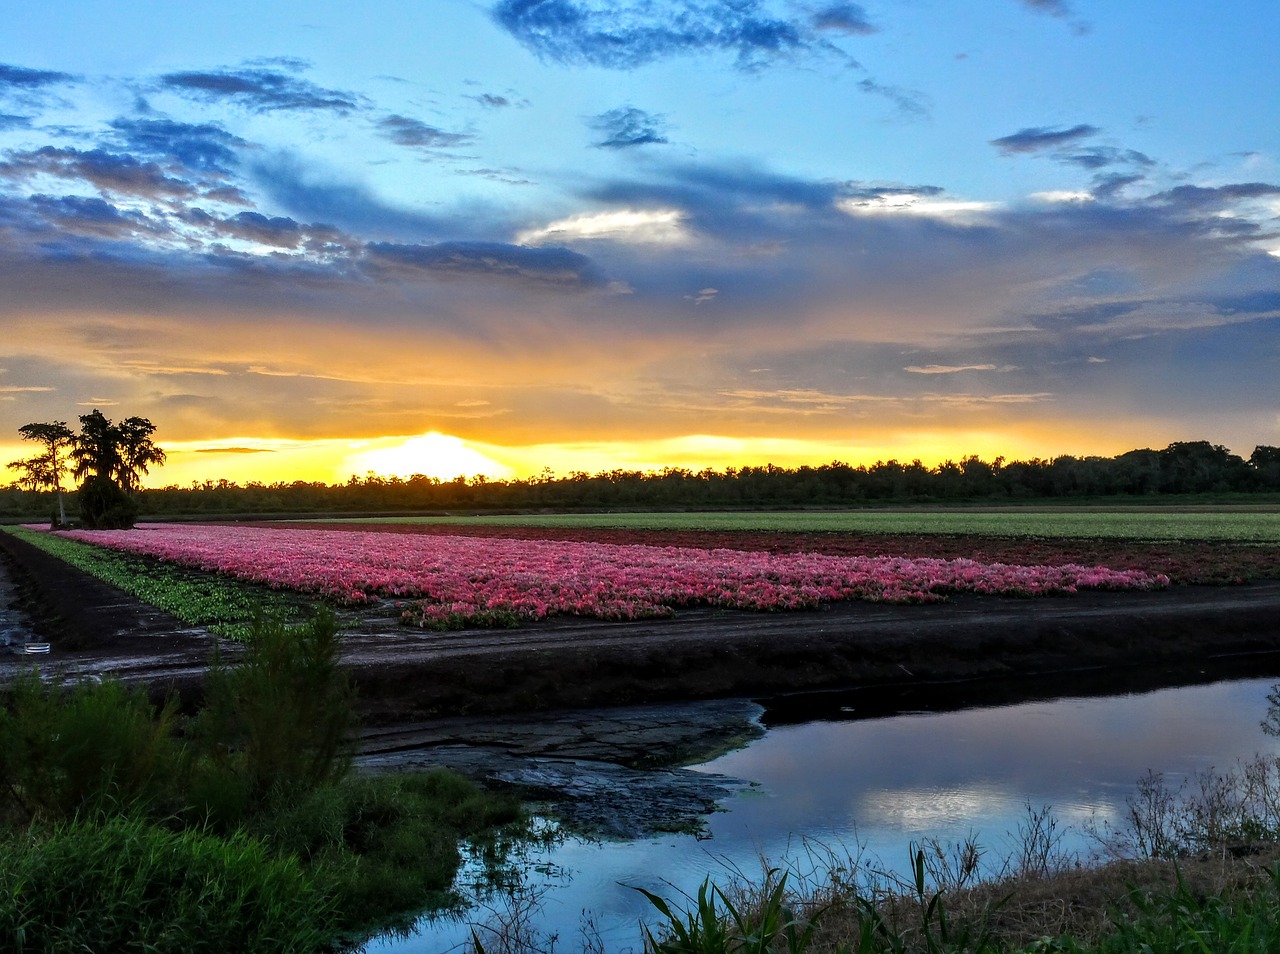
364, 658, 1280, 953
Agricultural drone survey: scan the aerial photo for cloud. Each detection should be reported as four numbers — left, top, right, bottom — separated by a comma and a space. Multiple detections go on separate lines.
108, 117, 247, 175
376, 115, 474, 150
1017, 0, 1090, 33
250, 155, 465, 242
363, 240, 601, 287
0, 114, 30, 131
178, 208, 346, 250
159, 68, 364, 113
903, 363, 1016, 374
991, 124, 1099, 155
0, 146, 197, 200
0, 63, 76, 90
194, 445, 275, 454
490, 0, 840, 71
1019, 0, 1072, 15
517, 208, 689, 245
589, 106, 669, 148
469, 92, 514, 108
1057, 146, 1154, 170
812, 3, 877, 35
857, 79, 929, 119
1153, 182, 1280, 211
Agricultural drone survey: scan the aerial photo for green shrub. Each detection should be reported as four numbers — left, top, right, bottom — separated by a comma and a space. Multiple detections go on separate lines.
77, 474, 138, 529
256, 769, 525, 933
0, 816, 338, 953
0, 672, 182, 824
187, 608, 357, 824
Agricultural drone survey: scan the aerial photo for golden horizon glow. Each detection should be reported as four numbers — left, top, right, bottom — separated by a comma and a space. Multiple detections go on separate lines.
2, 424, 1220, 491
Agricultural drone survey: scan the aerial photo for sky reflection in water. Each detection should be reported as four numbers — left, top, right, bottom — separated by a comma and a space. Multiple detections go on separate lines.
373, 677, 1280, 953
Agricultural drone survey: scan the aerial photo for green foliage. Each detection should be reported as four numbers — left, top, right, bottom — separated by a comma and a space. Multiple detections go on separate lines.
1092, 866, 1280, 953
77, 473, 138, 529
636, 870, 824, 954
258, 770, 523, 933
187, 608, 357, 823
4, 526, 303, 634
0, 671, 182, 824
0, 816, 338, 954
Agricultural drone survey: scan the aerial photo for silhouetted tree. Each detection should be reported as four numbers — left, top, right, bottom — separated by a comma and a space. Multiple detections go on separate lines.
68, 409, 166, 528
8, 421, 75, 526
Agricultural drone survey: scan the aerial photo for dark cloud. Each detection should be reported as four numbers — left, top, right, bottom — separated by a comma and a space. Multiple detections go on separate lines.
471, 93, 512, 108
589, 106, 669, 148
1153, 182, 1280, 211
858, 78, 929, 119
0, 146, 197, 200
376, 115, 473, 149
1091, 172, 1145, 198
1017, 0, 1089, 33
812, 3, 877, 35
180, 208, 313, 248
26, 193, 162, 242
490, 0, 838, 71
364, 240, 600, 287
108, 118, 247, 174
991, 124, 1099, 155
0, 64, 76, 89
0, 114, 31, 131
159, 68, 364, 113
1019, 0, 1072, 15
1057, 146, 1153, 170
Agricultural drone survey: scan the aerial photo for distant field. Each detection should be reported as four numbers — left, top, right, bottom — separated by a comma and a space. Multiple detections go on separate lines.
312, 509, 1280, 543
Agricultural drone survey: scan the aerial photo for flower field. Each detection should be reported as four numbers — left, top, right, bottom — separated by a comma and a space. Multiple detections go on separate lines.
54, 524, 1169, 629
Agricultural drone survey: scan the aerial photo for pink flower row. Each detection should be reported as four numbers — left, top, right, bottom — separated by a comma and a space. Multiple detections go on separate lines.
53, 523, 1170, 627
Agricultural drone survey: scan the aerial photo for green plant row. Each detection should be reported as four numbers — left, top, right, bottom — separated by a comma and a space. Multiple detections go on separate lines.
333, 508, 1280, 543
3, 526, 306, 636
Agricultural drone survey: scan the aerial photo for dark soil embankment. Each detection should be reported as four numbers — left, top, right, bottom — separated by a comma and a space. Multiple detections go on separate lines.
3, 528, 1280, 723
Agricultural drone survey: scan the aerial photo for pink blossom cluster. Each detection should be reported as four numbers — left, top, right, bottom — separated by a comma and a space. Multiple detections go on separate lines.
58, 524, 1168, 627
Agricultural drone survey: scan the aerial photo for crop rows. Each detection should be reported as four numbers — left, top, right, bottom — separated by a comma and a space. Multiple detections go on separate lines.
54, 524, 1169, 629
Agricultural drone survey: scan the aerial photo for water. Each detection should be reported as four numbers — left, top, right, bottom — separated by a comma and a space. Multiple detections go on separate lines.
368, 674, 1280, 953
0, 559, 37, 649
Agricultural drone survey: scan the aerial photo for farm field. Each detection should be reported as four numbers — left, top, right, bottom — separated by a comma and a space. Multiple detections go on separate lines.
319, 508, 1280, 542
42, 523, 1168, 631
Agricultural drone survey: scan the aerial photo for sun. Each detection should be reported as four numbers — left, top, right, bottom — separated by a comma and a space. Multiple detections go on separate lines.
343, 433, 513, 482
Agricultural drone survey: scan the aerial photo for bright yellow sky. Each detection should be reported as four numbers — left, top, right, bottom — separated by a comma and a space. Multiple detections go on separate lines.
0, 422, 1173, 490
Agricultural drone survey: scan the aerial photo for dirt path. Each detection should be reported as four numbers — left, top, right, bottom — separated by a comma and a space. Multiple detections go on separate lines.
4, 526, 1280, 723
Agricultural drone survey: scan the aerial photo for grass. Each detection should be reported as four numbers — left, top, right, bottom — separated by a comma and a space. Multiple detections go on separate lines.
2, 525, 308, 636
0, 612, 528, 948
315, 509, 1280, 543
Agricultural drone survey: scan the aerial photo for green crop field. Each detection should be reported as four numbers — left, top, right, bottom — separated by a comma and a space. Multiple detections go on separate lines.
314, 508, 1280, 542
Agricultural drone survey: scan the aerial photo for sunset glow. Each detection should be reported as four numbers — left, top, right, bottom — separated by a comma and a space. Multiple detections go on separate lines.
1, 2, 1277, 486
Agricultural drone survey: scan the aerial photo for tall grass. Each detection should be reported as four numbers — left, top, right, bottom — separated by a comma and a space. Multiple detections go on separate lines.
0, 817, 339, 954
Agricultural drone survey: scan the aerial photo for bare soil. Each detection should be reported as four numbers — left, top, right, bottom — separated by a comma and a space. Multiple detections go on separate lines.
3, 526, 1280, 725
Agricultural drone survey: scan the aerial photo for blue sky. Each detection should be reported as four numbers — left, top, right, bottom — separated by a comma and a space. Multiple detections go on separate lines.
1, 0, 1277, 484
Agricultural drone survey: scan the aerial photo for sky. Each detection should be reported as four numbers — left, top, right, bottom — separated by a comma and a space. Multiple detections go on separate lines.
1, 0, 1277, 487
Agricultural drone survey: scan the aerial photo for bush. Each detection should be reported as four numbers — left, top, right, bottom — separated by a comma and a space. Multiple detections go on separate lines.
255, 769, 524, 933
187, 608, 357, 825
0, 817, 338, 953
0, 672, 182, 824
77, 474, 137, 529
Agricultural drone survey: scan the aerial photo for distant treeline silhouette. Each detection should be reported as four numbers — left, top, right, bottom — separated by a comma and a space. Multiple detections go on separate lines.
3, 440, 1280, 519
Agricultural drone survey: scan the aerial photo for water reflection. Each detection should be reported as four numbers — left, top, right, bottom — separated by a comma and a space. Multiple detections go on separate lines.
369, 675, 1280, 953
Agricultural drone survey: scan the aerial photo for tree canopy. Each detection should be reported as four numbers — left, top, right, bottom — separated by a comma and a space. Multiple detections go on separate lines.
12, 410, 165, 528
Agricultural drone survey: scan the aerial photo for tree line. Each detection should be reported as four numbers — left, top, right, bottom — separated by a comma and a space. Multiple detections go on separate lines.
5, 432, 1279, 522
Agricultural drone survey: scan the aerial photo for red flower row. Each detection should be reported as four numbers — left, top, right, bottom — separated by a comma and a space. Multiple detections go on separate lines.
56, 524, 1169, 627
